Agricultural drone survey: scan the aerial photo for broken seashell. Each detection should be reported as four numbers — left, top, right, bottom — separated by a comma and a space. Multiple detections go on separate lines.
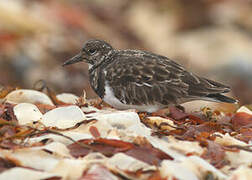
107, 153, 156, 172
0, 167, 60, 180
146, 116, 176, 131
40, 105, 86, 129
161, 160, 198, 180
5, 89, 54, 105
88, 111, 151, 137
56, 93, 79, 104
14, 103, 43, 125
236, 106, 252, 115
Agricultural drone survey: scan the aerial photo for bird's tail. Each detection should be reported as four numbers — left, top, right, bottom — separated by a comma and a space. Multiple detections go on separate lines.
205, 94, 238, 104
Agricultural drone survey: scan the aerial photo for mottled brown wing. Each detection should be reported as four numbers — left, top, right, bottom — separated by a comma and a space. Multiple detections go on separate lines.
183, 74, 230, 98
138, 51, 231, 98
105, 50, 189, 105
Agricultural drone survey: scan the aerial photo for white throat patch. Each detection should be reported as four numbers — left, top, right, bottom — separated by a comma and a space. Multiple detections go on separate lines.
88, 64, 93, 70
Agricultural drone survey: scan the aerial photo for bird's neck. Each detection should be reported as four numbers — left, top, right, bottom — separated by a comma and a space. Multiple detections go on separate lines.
88, 50, 117, 73
89, 67, 106, 99
88, 50, 117, 99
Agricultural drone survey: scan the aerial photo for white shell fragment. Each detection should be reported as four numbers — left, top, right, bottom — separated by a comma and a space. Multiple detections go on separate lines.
0, 167, 60, 180
89, 110, 151, 137
33, 142, 71, 157
1, 148, 61, 172
28, 132, 93, 146
147, 116, 176, 131
147, 136, 185, 160
214, 133, 247, 146
236, 106, 252, 115
40, 105, 86, 129
56, 93, 79, 104
107, 153, 156, 172
229, 166, 252, 180
5, 89, 54, 105
14, 103, 43, 125
161, 160, 198, 180
166, 136, 204, 156
225, 149, 252, 169
181, 156, 227, 180
51, 159, 88, 179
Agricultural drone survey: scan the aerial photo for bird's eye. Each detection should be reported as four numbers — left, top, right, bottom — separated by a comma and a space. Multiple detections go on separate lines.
88, 49, 96, 55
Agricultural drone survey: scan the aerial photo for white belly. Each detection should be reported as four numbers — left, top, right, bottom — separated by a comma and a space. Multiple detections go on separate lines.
103, 82, 165, 112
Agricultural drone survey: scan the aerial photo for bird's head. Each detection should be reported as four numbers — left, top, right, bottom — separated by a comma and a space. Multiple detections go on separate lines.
63, 39, 114, 69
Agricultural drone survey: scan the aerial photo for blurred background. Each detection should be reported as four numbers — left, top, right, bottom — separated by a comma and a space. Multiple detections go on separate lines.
0, 0, 252, 105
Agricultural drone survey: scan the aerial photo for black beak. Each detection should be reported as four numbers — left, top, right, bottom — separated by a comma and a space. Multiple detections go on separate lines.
63, 52, 83, 67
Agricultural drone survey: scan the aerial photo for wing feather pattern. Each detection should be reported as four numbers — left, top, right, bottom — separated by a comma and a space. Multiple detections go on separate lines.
105, 50, 231, 105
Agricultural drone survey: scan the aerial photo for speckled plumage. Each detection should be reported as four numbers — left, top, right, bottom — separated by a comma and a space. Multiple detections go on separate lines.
63, 39, 237, 112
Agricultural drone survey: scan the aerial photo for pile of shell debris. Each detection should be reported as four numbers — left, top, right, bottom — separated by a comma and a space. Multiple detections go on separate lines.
0, 88, 251, 180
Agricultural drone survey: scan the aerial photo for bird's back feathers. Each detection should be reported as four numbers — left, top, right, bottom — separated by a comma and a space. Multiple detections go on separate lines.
104, 49, 236, 105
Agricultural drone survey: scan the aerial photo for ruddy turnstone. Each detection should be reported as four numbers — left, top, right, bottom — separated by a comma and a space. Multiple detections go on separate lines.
63, 39, 237, 112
